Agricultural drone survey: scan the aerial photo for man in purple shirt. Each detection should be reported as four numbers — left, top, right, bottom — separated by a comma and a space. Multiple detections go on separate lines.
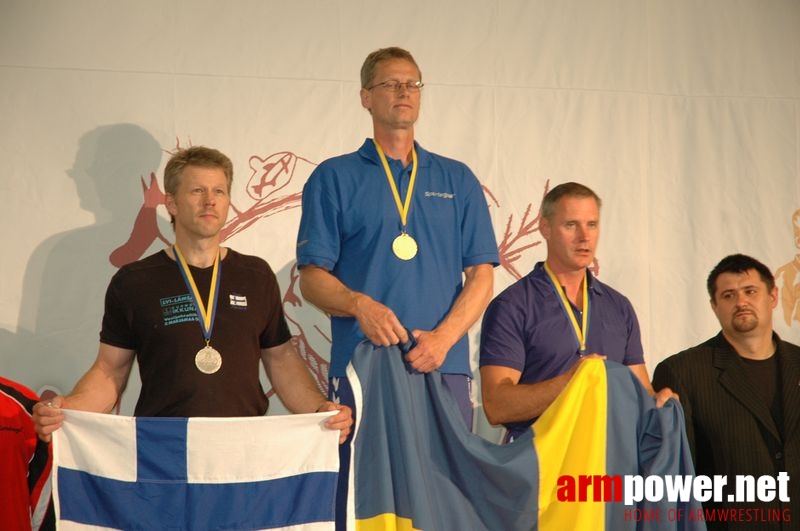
479, 182, 674, 441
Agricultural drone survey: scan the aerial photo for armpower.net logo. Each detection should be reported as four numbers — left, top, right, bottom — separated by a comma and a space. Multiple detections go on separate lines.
557, 473, 791, 524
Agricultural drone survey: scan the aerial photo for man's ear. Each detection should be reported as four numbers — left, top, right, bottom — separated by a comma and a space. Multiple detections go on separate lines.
165, 193, 177, 217
539, 217, 551, 240
769, 286, 779, 310
360, 88, 372, 114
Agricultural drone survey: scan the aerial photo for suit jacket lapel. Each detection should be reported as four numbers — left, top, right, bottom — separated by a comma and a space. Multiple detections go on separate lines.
713, 333, 782, 442
779, 336, 800, 441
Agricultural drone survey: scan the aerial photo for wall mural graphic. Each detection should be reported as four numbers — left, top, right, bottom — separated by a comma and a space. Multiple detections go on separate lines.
776, 209, 800, 327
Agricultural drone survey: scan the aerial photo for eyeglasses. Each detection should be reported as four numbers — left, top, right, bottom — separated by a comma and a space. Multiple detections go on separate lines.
367, 80, 424, 93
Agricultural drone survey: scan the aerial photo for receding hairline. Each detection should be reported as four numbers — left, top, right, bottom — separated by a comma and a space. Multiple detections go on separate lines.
360, 47, 421, 88
541, 182, 602, 220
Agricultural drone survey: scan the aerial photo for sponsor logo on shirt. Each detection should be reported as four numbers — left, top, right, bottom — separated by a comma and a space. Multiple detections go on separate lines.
160, 294, 198, 326
424, 191, 455, 199
230, 294, 248, 309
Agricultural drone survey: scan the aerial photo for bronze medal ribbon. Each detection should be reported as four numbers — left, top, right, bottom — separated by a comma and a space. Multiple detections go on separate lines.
544, 262, 589, 353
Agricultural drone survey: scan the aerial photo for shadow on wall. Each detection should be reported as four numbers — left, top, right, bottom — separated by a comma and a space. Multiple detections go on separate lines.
3, 123, 165, 404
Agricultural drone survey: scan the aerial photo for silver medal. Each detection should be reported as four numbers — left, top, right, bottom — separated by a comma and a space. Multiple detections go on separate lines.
195, 345, 222, 374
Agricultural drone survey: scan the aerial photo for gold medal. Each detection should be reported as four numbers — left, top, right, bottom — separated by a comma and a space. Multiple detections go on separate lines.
195, 344, 222, 374
374, 140, 420, 261
392, 233, 418, 260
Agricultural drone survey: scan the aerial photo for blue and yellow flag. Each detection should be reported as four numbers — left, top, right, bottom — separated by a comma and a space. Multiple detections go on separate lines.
347, 343, 704, 531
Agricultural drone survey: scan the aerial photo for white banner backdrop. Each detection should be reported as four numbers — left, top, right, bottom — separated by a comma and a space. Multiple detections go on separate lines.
1, 0, 798, 439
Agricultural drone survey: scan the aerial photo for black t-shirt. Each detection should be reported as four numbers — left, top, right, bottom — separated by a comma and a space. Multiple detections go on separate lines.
101, 249, 291, 417
740, 352, 783, 438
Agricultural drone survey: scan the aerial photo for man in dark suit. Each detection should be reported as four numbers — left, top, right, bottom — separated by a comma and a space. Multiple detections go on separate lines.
654, 253, 800, 530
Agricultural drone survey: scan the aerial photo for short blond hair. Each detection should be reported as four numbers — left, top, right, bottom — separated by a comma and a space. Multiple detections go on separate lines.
163, 146, 233, 195
360, 47, 421, 88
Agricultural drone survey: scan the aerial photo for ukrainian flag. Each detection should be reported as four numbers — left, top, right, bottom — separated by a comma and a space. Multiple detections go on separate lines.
347, 343, 704, 531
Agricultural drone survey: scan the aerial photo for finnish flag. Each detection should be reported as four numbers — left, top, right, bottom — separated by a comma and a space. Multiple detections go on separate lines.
53, 410, 338, 530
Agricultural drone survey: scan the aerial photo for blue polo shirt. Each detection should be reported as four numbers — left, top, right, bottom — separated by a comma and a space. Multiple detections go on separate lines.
297, 139, 498, 377
480, 261, 644, 437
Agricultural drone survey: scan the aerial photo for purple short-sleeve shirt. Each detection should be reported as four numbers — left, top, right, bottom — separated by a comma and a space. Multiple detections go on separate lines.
479, 262, 644, 438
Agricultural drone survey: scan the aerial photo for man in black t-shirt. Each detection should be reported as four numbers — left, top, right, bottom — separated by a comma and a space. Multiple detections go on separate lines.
33, 146, 352, 443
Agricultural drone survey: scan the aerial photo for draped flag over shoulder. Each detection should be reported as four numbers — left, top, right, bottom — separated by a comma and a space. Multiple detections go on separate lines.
52, 410, 339, 530
347, 342, 706, 531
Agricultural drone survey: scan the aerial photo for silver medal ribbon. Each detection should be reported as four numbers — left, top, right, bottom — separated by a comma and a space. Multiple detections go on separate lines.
173, 245, 223, 374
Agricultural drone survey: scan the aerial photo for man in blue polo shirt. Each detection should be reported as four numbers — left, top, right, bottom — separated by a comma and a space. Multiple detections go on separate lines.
479, 182, 674, 442
297, 46, 498, 423
297, 46, 498, 528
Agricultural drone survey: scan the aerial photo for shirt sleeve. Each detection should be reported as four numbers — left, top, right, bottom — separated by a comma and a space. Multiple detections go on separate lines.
99, 270, 137, 350
459, 169, 500, 268
296, 165, 341, 271
621, 297, 645, 366
259, 261, 292, 349
479, 294, 527, 372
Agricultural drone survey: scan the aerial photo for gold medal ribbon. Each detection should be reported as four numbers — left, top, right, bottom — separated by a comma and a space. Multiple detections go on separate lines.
544, 262, 589, 353
173, 245, 221, 344
374, 139, 418, 230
